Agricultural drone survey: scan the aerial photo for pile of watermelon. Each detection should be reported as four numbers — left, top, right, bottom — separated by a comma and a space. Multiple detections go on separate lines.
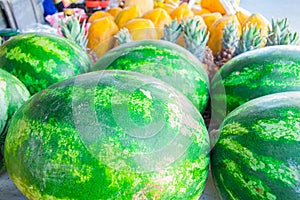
0, 19, 300, 200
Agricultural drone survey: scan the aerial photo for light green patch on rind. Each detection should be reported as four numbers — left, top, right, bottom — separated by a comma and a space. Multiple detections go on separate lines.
219, 122, 249, 136
221, 159, 277, 200
222, 61, 300, 89
253, 114, 300, 142
220, 138, 299, 188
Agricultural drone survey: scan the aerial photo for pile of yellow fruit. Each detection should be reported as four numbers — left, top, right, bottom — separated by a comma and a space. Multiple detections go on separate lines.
87, 0, 270, 59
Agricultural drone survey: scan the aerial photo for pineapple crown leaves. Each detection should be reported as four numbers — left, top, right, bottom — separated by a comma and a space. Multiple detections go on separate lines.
114, 28, 133, 45
267, 17, 299, 46
235, 23, 264, 55
182, 17, 209, 61
222, 21, 239, 50
161, 19, 183, 43
60, 16, 88, 50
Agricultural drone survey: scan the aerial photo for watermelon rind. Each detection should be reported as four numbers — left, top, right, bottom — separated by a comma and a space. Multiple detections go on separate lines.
0, 68, 30, 173
211, 91, 300, 200
4, 70, 210, 199
211, 45, 300, 124
92, 40, 210, 114
0, 32, 91, 94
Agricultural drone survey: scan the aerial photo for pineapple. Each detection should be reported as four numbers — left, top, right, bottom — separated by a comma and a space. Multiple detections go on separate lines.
267, 18, 299, 46
235, 24, 265, 55
214, 21, 239, 69
115, 28, 133, 45
182, 17, 215, 80
161, 19, 183, 43
60, 16, 88, 50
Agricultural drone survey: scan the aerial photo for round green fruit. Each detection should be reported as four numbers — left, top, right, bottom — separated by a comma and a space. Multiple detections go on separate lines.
0, 68, 30, 172
211, 45, 300, 123
0, 32, 91, 94
211, 91, 300, 200
92, 40, 209, 113
5, 70, 210, 199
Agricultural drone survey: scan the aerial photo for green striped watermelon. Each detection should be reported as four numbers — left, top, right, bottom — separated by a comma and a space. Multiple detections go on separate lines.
4, 70, 210, 199
211, 45, 300, 123
0, 32, 91, 95
92, 40, 209, 114
0, 68, 30, 172
211, 91, 300, 200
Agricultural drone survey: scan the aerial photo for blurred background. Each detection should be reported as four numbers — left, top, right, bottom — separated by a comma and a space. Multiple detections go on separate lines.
240, 0, 300, 33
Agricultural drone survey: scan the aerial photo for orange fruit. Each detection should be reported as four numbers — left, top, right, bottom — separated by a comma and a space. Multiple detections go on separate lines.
170, 2, 194, 22
115, 5, 142, 28
235, 7, 252, 25
106, 7, 122, 18
160, 3, 177, 15
192, 7, 211, 16
88, 11, 114, 23
208, 15, 242, 55
143, 8, 172, 37
87, 17, 119, 57
201, 12, 223, 30
124, 18, 158, 41
201, 0, 240, 15
124, 0, 154, 15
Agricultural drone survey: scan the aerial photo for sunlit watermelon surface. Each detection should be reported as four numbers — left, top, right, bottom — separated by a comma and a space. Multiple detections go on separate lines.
5, 70, 210, 199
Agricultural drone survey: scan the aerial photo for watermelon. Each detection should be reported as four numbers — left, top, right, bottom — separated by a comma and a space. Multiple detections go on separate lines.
0, 32, 91, 94
211, 91, 300, 200
4, 70, 210, 199
211, 45, 300, 123
0, 68, 30, 172
92, 40, 209, 113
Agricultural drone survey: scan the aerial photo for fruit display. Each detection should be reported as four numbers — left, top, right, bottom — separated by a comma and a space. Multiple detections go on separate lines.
211, 45, 300, 123
4, 70, 210, 199
0, 32, 91, 94
92, 39, 209, 113
2, 0, 300, 199
0, 69, 30, 172
211, 91, 300, 199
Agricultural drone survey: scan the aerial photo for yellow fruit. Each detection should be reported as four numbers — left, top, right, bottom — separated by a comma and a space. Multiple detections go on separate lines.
192, 7, 211, 16
242, 13, 270, 42
88, 11, 114, 23
170, 2, 194, 22
124, 0, 154, 15
208, 14, 242, 55
160, 3, 177, 15
201, 12, 223, 30
143, 8, 172, 37
235, 7, 251, 25
106, 7, 123, 19
115, 5, 142, 28
201, 0, 240, 15
164, 0, 180, 7
87, 17, 119, 57
124, 18, 159, 40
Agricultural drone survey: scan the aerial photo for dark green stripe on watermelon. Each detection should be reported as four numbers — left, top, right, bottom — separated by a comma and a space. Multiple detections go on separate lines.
0, 68, 30, 173
5, 70, 210, 199
211, 92, 300, 200
0, 32, 91, 94
92, 40, 209, 114
211, 45, 300, 124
